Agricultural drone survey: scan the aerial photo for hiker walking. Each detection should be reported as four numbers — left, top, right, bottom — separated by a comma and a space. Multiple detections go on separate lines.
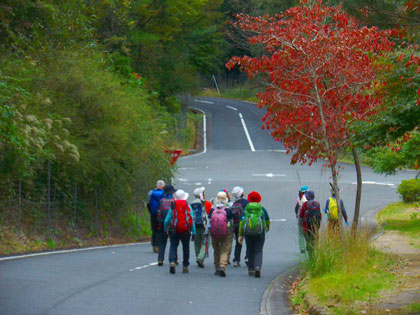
231, 186, 249, 267
157, 184, 176, 266
208, 191, 234, 277
324, 189, 349, 236
298, 190, 322, 255
147, 180, 165, 253
238, 191, 270, 278
190, 187, 209, 268
164, 189, 196, 274
295, 185, 309, 253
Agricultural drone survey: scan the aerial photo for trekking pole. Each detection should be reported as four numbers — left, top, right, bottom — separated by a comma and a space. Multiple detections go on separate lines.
205, 235, 209, 258
296, 170, 302, 188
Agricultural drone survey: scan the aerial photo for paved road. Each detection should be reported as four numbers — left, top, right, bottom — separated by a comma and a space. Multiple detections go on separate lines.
0, 97, 415, 315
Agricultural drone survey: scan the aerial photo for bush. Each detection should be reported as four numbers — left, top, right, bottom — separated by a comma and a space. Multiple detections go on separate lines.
397, 179, 420, 202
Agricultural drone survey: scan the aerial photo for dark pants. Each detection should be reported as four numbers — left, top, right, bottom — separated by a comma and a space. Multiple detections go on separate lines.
233, 224, 243, 263
304, 229, 319, 257
169, 232, 191, 267
245, 234, 265, 270
150, 213, 159, 247
157, 228, 169, 262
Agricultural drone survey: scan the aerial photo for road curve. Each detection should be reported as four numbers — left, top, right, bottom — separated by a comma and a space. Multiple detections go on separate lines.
0, 97, 415, 315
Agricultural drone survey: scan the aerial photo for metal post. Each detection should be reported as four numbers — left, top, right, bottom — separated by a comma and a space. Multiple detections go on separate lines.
18, 180, 21, 238
73, 180, 77, 229
47, 160, 51, 230
212, 74, 220, 95
116, 189, 120, 227
135, 179, 139, 228
95, 186, 99, 231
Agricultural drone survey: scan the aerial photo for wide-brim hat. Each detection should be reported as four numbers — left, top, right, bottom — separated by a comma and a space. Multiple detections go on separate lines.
247, 191, 261, 203
231, 186, 244, 198
174, 189, 189, 201
215, 191, 228, 204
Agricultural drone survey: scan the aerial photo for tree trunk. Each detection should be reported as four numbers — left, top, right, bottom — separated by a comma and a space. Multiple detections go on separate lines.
352, 147, 362, 235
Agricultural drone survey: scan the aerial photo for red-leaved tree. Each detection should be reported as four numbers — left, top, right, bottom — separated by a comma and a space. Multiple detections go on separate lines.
226, 0, 394, 232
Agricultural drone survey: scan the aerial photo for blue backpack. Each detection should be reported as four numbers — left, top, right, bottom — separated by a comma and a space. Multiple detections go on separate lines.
150, 189, 164, 215
190, 202, 206, 227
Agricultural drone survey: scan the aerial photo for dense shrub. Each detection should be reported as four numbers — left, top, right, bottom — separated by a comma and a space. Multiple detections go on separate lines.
397, 179, 420, 202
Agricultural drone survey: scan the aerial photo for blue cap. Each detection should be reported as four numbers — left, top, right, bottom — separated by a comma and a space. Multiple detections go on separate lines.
300, 185, 309, 193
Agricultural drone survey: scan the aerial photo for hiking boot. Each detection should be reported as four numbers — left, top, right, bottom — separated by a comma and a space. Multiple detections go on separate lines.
233, 261, 240, 267
169, 262, 176, 274
158, 261, 163, 266
255, 267, 261, 278
219, 267, 226, 277
214, 269, 220, 276
196, 259, 204, 268
227, 261, 231, 265
153, 246, 159, 253
248, 269, 255, 276
245, 258, 249, 266
182, 266, 189, 273
176, 261, 179, 265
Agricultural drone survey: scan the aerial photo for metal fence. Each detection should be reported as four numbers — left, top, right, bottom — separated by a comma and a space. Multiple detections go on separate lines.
0, 163, 153, 239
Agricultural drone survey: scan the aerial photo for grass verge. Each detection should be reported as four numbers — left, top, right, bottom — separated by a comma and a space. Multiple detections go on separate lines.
199, 85, 260, 103
292, 229, 396, 314
377, 202, 420, 247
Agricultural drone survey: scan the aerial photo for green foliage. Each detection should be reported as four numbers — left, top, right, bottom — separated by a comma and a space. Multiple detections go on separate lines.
363, 131, 420, 175
397, 179, 420, 202
46, 238, 56, 249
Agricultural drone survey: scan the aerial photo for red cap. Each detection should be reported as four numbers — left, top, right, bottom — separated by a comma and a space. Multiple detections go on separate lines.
248, 191, 261, 203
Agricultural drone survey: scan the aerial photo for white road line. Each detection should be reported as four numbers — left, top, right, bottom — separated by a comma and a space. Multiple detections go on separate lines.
260, 149, 288, 153
352, 181, 396, 187
194, 99, 213, 104
239, 113, 255, 152
271, 219, 287, 222
227, 105, 238, 111
0, 242, 147, 262
253, 173, 286, 177
129, 262, 158, 272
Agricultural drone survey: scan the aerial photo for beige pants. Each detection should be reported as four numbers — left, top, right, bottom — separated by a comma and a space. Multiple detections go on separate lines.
212, 232, 234, 269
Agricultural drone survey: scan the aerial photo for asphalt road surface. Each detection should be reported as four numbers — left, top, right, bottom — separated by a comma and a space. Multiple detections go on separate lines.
0, 97, 415, 315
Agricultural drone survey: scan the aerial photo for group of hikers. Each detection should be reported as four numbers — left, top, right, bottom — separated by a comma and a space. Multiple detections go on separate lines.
295, 185, 349, 254
147, 180, 350, 277
147, 180, 270, 278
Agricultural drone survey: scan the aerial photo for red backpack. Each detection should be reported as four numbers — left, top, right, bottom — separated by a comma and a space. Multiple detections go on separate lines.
171, 200, 193, 234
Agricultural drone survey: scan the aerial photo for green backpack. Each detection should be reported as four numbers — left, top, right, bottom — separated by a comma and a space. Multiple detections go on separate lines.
243, 202, 265, 236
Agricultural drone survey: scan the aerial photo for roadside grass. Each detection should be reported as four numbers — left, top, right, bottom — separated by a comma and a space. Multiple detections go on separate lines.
406, 302, 420, 313
378, 202, 420, 246
199, 85, 260, 103
295, 229, 396, 314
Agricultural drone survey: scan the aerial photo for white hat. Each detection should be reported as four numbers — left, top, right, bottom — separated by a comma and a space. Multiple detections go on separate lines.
215, 191, 228, 204
231, 186, 244, 199
174, 189, 189, 201
193, 186, 205, 197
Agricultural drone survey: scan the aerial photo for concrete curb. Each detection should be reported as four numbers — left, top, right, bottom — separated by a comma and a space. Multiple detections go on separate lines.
260, 265, 299, 315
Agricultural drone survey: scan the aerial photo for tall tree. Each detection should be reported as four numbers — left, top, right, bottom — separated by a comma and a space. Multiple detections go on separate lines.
227, 0, 394, 232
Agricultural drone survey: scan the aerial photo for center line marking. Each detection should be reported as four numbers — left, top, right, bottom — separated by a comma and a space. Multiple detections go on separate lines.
129, 262, 158, 272
194, 99, 213, 104
271, 219, 287, 222
227, 106, 238, 111
239, 113, 255, 152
